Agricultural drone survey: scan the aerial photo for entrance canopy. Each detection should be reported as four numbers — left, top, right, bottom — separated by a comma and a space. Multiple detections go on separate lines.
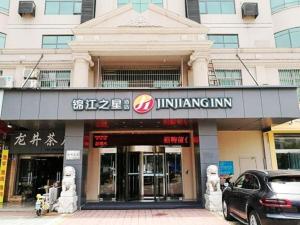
1, 87, 299, 131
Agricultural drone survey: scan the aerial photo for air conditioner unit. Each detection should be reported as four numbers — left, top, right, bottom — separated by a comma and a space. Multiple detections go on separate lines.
23, 79, 38, 88
18, 1, 36, 17
24, 68, 40, 79
242, 2, 258, 19
0, 76, 14, 88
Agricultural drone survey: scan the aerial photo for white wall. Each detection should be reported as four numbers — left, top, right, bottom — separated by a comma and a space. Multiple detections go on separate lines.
0, 13, 8, 35
165, 0, 186, 17
5, 0, 80, 48
0, 0, 299, 89
272, 7, 300, 33
201, 0, 275, 48
1, 0, 284, 49
218, 131, 268, 181
256, 67, 280, 85
95, 0, 116, 17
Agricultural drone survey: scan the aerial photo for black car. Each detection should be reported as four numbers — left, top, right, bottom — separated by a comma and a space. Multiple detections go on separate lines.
222, 170, 300, 225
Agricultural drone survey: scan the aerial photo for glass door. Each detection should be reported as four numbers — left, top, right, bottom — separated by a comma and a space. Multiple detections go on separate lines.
143, 152, 155, 199
99, 148, 117, 201
165, 147, 183, 200
98, 146, 182, 202
143, 147, 166, 201
127, 151, 140, 200
155, 151, 166, 200
16, 158, 34, 199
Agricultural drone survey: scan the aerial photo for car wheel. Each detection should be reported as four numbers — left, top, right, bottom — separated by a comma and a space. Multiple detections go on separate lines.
249, 210, 261, 225
222, 200, 233, 221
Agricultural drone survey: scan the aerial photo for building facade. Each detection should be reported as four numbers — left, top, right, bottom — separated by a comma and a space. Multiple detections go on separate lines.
0, 0, 299, 208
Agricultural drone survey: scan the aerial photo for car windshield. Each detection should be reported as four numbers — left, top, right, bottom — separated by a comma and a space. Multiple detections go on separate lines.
268, 176, 300, 194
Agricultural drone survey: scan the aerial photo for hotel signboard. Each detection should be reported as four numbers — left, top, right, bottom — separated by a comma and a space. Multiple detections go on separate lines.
1, 87, 298, 120
72, 94, 232, 114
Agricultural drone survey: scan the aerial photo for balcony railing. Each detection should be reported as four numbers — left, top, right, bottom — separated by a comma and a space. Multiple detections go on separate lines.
100, 68, 181, 88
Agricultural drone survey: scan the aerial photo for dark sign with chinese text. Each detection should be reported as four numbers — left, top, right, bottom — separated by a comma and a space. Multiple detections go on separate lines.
10, 130, 65, 154
93, 133, 191, 148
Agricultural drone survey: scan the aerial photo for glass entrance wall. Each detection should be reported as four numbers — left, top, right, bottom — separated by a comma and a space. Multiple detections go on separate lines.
16, 155, 63, 200
98, 145, 185, 202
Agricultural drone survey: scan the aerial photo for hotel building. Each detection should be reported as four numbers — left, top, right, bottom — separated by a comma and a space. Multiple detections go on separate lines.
0, 0, 299, 208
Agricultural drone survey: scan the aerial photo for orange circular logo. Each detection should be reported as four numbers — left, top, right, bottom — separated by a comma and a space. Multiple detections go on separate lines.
133, 94, 155, 114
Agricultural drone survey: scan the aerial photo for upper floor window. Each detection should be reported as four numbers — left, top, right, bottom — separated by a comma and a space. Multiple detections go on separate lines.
42, 35, 74, 49
275, 27, 300, 48
270, 0, 300, 13
215, 70, 242, 86
45, 0, 82, 15
118, 0, 163, 12
199, 0, 235, 14
39, 70, 71, 88
208, 34, 239, 48
0, 0, 9, 13
279, 69, 300, 100
0, 33, 6, 48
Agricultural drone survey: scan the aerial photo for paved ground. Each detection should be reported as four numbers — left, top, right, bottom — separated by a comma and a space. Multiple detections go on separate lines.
0, 209, 239, 225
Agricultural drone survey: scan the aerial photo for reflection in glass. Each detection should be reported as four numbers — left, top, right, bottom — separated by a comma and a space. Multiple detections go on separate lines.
143, 154, 154, 198
127, 152, 140, 200
100, 153, 116, 200
166, 152, 183, 199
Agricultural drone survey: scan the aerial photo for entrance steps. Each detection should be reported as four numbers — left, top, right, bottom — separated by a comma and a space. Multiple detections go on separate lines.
81, 201, 202, 210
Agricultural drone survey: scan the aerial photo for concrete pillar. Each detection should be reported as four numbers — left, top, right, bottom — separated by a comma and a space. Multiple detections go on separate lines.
15, 66, 26, 87
195, 120, 219, 207
63, 121, 86, 208
189, 51, 209, 86
72, 53, 94, 88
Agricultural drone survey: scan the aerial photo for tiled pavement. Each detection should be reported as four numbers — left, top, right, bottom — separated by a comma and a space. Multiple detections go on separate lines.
0, 209, 239, 225
0, 211, 64, 225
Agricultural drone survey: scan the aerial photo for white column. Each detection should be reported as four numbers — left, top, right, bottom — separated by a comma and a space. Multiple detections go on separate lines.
189, 51, 209, 87
72, 53, 94, 88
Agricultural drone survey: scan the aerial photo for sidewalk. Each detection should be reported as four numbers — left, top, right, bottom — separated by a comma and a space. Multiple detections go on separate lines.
0, 209, 238, 225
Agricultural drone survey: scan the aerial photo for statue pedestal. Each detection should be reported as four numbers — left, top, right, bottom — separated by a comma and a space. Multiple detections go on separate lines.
205, 192, 222, 212
57, 194, 78, 214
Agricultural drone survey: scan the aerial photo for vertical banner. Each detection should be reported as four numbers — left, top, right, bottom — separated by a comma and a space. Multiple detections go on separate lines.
0, 149, 9, 203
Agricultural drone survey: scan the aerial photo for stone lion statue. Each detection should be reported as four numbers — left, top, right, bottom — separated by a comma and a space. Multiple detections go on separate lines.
57, 166, 77, 213
206, 165, 221, 194
61, 166, 76, 195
